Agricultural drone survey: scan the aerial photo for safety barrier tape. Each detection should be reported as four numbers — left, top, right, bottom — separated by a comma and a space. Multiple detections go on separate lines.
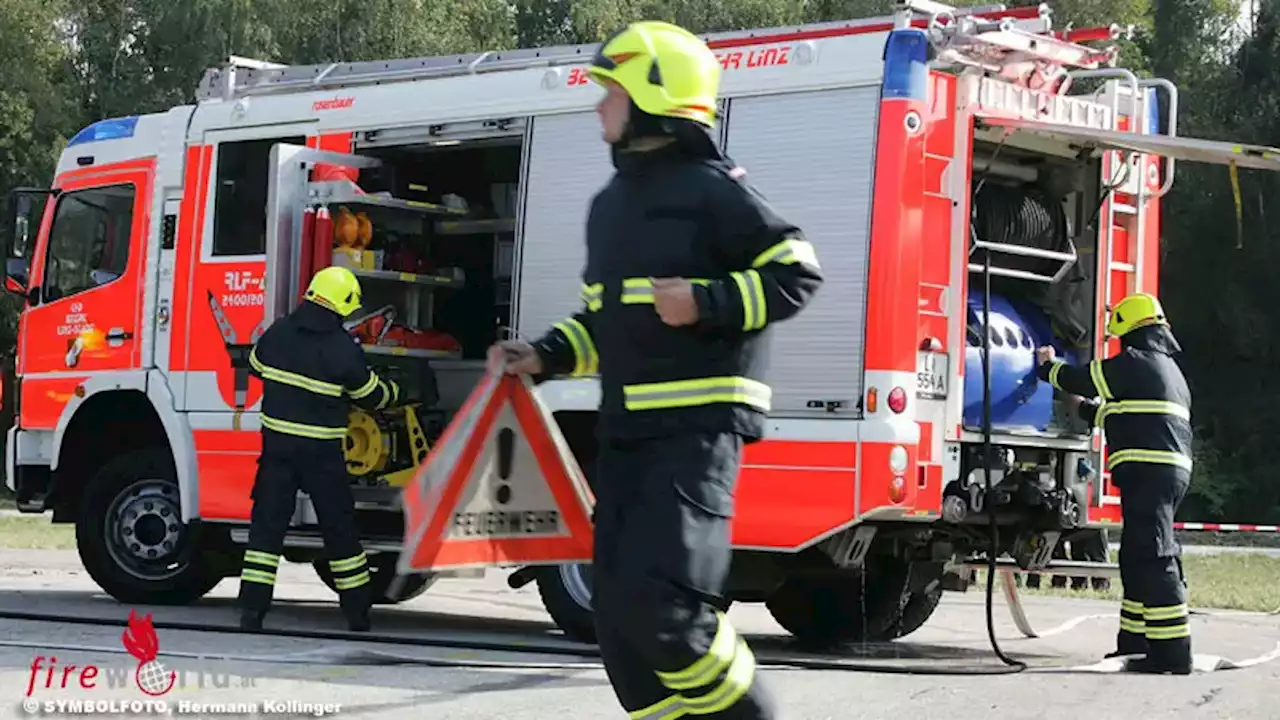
1175, 522, 1280, 532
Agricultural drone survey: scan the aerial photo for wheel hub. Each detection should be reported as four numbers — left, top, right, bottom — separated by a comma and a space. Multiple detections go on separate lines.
560, 562, 594, 610
105, 480, 187, 581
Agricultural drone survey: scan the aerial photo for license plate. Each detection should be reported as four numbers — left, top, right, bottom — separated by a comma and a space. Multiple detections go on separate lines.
916, 351, 948, 398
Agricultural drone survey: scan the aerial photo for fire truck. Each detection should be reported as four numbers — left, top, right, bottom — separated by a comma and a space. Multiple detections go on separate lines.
4, 0, 1275, 645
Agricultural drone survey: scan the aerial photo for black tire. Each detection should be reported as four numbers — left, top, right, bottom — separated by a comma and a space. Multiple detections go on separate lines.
879, 582, 943, 640
76, 448, 222, 605
312, 554, 435, 605
535, 563, 598, 644
765, 561, 944, 647
766, 572, 868, 646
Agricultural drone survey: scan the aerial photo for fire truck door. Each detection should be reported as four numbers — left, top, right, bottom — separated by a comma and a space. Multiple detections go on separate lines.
17, 165, 153, 430
180, 125, 337, 414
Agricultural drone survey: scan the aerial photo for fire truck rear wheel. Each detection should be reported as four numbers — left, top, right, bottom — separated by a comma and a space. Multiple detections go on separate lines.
312, 554, 435, 604
535, 563, 597, 644
534, 562, 735, 645
764, 565, 943, 646
75, 448, 222, 606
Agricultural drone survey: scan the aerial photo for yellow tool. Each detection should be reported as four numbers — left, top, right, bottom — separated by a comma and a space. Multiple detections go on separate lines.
344, 409, 390, 476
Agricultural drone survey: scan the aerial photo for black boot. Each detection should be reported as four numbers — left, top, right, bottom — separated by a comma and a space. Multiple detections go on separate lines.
340, 585, 372, 632
240, 610, 265, 632
347, 613, 371, 632
1124, 655, 1192, 675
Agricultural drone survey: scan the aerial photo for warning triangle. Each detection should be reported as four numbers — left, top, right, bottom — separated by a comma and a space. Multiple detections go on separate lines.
399, 371, 595, 573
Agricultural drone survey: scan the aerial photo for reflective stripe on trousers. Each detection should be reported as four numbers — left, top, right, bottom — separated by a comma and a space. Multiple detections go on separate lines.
1144, 603, 1190, 640
1106, 448, 1193, 472
1119, 598, 1145, 636
241, 549, 280, 586
623, 377, 771, 412
261, 414, 348, 440
629, 613, 758, 719
329, 552, 371, 590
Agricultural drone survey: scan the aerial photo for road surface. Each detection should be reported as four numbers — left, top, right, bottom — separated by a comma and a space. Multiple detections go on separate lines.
0, 549, 1275, 719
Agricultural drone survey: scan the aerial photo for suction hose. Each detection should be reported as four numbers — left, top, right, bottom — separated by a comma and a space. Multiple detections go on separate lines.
980, 234, 1028, 674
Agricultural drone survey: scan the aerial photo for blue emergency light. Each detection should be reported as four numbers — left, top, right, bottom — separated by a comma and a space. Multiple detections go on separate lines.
68, 117, 140, 147
881, 29, 929, 101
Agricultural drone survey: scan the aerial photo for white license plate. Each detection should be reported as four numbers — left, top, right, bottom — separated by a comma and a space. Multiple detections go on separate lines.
916, 351, 948, 398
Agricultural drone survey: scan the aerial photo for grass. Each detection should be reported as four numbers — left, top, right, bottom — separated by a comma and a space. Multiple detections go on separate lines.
990, 553, 1280, 614
0, 515, 75, 550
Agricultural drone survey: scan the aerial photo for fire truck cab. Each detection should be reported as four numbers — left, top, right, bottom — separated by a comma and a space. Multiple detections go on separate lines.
6, 1, 1278, 644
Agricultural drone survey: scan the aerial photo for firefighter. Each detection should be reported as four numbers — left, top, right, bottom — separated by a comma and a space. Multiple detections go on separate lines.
1035, 292, 1193, 674
238, 266, 400, 633
492, 21, 823, 718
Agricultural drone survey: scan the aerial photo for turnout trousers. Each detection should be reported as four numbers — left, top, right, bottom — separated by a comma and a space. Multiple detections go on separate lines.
1114, 465, 1192, 670
237, 430, 372, 628
592, 432, 779, 720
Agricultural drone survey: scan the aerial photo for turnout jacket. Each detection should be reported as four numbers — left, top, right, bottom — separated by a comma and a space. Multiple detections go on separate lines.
249, 301, 399, 441
532, 141, 824, 442
1036, 325, 1192, 479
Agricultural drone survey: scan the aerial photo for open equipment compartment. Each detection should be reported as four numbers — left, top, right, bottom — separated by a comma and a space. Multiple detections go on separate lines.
263, 117, 527, 514
962, 129, 1106, 440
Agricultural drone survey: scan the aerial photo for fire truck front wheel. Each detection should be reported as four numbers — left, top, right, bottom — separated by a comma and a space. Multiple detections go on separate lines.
75, 448, 222, 606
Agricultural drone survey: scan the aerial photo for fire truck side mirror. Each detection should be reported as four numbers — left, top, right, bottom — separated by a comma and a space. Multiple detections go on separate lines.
4, 188, 52, 298
9, 193, 31, 259
4, 259, 27, 295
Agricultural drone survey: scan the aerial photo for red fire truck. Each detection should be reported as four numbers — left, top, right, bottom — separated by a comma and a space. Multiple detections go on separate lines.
5, 0, 1274, 644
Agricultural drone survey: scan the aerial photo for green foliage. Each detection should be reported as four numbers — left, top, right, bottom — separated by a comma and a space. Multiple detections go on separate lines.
0, 0, 1272, 522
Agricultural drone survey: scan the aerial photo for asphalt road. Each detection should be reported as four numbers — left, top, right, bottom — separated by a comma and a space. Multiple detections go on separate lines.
0, 549, 1275, 719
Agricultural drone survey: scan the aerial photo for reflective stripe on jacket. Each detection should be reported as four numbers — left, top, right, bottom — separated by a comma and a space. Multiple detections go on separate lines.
531, 143, 823, 441
250, 302, 399, 441
1036, 326, 1192, 475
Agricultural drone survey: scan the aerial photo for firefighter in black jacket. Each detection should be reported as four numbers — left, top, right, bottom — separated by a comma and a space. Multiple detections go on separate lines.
238, 266, 400, 632
494, 21, 822, 719
1035, 292, 1193, 674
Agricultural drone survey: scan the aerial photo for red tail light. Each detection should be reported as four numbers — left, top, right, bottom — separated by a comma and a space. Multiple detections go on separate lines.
887, 387, 907, 413
888, 475, 906, 503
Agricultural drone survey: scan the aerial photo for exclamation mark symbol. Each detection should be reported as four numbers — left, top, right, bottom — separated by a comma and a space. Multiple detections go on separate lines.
495, 427, 514, 506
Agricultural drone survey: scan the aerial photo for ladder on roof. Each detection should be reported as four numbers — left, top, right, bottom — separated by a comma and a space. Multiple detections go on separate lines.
196, 3, 1060, 102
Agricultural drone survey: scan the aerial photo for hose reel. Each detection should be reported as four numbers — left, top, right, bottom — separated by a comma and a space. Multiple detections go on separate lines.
345, 409, 391, 476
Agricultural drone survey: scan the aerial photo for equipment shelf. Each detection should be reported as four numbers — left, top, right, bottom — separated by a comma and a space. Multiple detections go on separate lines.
309, 179, 467, 216
434, 218, 515, 235
362, 343, 462, 360
350, 268, 464, 289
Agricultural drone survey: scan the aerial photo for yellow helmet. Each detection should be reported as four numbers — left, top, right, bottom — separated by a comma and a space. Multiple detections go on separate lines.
1108, 293, 1166, 337
587, 21, 721, 128
305, 266, 362, 317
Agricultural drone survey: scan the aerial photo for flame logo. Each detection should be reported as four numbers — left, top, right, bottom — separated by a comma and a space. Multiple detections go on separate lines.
121, 610, 176, 696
